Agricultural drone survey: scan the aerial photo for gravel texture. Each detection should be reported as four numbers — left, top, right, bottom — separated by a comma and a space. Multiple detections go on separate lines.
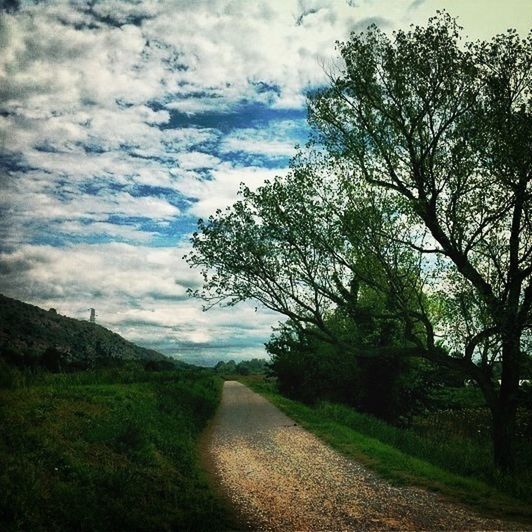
207, 381, 522, 531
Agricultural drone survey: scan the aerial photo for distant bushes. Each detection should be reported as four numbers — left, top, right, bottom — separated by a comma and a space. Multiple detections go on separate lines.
0, 346, 40, 370
41, 346, 63, 372
0, 343, 183, 389
144, 358, 179, 371
266, 320, 438, 424
214, 358, 268, 376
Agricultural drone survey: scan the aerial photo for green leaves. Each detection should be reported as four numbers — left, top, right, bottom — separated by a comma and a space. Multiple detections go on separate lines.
185, 11, 531, 472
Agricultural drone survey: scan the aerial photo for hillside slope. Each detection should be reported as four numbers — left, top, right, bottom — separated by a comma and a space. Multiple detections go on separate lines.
0, 369, 228, 530
0, 294, 171, 367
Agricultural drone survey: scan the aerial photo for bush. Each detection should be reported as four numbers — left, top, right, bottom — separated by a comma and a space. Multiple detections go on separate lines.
144, 359, 177, 371
268, 326, 435, 423
40, 347, 63, 372
0, 359, 22, 388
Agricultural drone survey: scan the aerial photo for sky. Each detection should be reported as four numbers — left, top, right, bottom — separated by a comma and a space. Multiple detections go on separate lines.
0, 0, 530, 366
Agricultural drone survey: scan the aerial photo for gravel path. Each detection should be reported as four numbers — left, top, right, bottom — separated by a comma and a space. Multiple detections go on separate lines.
206, 381, 521, 531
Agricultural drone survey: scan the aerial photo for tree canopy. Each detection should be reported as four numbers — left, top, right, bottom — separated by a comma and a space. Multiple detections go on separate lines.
186, 13, 531, 471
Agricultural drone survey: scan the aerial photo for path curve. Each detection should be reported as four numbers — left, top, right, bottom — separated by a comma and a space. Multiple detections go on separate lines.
207, 381, 515, 531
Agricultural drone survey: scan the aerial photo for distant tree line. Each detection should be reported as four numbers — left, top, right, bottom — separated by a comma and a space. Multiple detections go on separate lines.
213, 358, 268, 376
266, 316, 468, 424
0, 345, 179, 376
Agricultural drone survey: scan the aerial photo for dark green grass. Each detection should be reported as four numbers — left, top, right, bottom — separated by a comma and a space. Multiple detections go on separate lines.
0, 368, 228, 531
242, 377, 532, 524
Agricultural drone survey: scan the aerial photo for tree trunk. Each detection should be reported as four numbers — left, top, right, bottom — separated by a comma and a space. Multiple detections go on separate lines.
491, 402, 517, 473
491, 332, 521, 473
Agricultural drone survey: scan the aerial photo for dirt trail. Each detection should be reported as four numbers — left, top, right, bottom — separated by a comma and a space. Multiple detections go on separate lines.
206, 381, 522, 531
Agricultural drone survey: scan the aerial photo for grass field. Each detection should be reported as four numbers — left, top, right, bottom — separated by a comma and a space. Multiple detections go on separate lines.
241, 376, 532, 525
0, 366, 228, 531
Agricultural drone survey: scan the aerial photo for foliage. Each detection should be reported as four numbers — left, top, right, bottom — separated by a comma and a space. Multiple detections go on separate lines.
267, 315, 438, 423
40, 347, 63, 372
213, 358, 268, 376
266, 319, 361, 406
309, 13, 532, 470
187, 13, 531, 471
0, 368, 228, 531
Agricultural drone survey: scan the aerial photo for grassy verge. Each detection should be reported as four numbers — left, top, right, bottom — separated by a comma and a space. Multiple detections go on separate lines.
0, 368, 229, 531
240, 376, 532, 525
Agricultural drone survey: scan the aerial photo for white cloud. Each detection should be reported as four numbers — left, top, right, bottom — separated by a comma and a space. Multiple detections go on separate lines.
54, 221, 156, 243
177, 164, 288, 218
220, 126, 300, 157
3, 0, 514, 362
176, 151, 221, 171
2, 184, 179, 221
0, 242, 278, 362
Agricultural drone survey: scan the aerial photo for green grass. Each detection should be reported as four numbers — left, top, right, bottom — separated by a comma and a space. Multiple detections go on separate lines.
241, 377, 532, 525
0, 368, 229, 531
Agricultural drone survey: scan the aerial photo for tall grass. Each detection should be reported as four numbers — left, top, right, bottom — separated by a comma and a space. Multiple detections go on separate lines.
0, 368, 227, 531
0, 358, 212, 388
318, 401, 531, 501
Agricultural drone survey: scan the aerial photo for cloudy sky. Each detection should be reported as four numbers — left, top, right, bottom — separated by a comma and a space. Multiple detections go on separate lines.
0, 0, 530, 365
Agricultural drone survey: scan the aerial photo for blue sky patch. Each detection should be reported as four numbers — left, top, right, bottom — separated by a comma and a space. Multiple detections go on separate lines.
4, 0, 514, 364
167, 103, 307, 132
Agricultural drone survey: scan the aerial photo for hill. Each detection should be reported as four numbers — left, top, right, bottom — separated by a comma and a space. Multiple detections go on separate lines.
0, 294, 177, 370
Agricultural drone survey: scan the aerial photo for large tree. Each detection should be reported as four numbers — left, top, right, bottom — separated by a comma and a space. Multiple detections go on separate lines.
187, 14, 531, 471
309, 13, 531, 470
186, 154, 427, 356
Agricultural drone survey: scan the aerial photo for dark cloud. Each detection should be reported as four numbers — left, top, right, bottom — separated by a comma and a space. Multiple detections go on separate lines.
77, 1, 156, 29
167, 104, 306, 133
350, 16, 391, 33
0, 257, 32, 275
408, 0, 426, 10
0, 0, 20, 13
296, 8, 321, 26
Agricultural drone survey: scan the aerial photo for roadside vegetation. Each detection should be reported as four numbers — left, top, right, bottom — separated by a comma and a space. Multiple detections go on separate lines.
188, 13, 532, 475
263, 316, 532, 500
0, 362, 228, 531
241, 375, 532, 524
213, 357, 268, 377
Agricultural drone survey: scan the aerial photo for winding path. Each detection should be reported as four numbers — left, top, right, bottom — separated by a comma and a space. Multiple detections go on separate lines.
206, 381, 515, 531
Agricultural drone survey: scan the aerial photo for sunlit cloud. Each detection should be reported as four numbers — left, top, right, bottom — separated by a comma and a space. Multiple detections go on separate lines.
2, 0, 526, 363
